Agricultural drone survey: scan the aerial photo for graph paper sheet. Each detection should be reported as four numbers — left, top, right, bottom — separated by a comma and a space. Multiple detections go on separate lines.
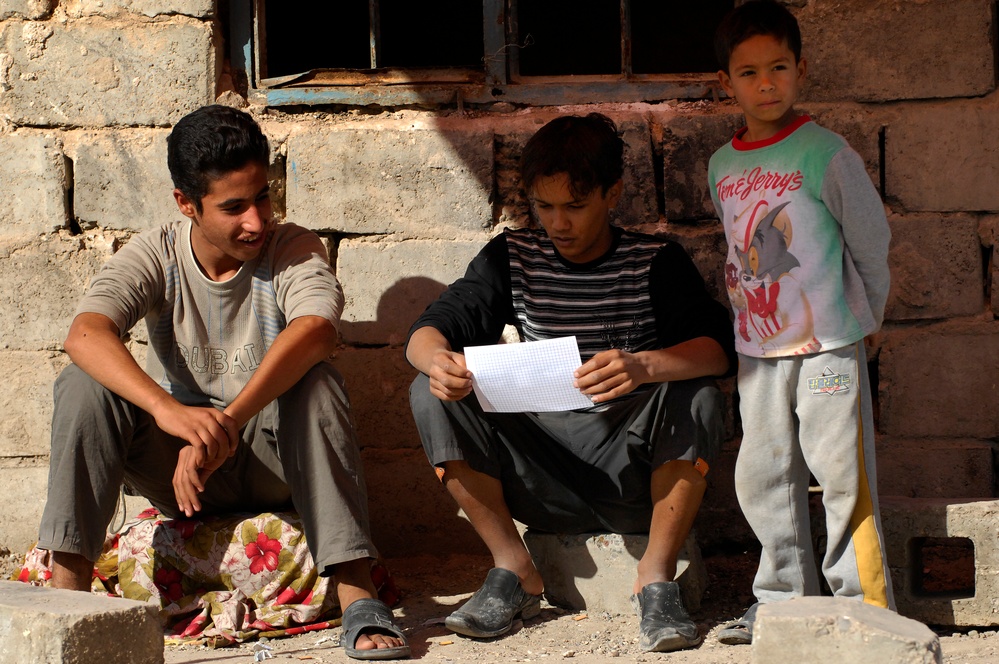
463, 336, 595, 413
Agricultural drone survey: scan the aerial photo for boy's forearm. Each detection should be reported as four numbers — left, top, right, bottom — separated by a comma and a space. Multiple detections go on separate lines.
223, 315, 338, 428
64, 312, 177, 417
405, 326, 454, 376
638, 337, 730, 383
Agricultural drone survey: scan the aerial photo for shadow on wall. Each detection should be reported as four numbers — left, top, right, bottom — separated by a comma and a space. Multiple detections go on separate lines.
339, 276, 493, 559
341, 276, 450, 348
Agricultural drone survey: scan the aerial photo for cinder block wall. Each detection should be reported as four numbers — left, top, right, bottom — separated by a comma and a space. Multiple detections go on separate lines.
1, 0, 996, 566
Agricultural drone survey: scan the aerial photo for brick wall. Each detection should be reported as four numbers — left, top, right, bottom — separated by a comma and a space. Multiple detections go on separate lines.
1, 0, 996, 562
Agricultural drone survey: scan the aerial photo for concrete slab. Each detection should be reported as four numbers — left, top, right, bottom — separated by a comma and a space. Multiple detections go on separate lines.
0, 19, 215, 127
523, 530, 706, 616
797, 0, 995, 103
0, 581, 163, 663
753, 597, 941, 663
0, 132, 69, 237
881, 497, 999, 627
285, 122, 493, 237
879, 323, 999, 439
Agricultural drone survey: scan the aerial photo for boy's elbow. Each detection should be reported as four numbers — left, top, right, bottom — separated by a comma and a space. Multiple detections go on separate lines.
63, 314, 110, 360
62, 332, 82, 360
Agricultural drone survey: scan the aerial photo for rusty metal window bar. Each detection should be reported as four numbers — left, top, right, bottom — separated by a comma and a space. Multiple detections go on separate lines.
230, 0, 732, 108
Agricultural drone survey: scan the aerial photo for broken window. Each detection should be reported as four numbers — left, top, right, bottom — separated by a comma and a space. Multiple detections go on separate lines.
230, 0, 734, 107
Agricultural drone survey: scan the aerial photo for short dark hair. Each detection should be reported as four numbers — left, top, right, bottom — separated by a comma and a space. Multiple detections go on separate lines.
167, 105, 270, 211
714, 0, 802, 73
520, 113, 624, 200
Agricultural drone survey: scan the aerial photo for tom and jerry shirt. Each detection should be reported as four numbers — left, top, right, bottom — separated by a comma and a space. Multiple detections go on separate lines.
708, 116, 890, 359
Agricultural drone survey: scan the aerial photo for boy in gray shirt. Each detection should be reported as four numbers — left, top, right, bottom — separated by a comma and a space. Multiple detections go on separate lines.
37, 105, 408, 660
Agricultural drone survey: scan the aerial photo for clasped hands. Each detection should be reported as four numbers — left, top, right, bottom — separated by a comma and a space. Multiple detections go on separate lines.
152, 401, 240, 517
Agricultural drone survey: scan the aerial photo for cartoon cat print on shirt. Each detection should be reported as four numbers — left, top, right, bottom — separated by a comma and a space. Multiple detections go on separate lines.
728, 199, 821, 355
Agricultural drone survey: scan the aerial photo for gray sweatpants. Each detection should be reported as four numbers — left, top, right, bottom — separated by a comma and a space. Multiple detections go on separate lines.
410, 374, 724, 535
736, 342, 895, 609
37, 362, 375, 575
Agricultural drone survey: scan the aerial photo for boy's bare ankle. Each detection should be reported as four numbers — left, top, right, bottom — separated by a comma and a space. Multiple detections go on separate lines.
51, 551, 93, 591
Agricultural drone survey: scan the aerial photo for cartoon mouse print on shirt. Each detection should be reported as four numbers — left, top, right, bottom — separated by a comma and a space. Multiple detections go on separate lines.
726, 199, 821, 356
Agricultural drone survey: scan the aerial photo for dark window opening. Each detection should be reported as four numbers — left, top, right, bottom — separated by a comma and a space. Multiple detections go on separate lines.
517, 1, 621, 76
912, 536, 975, 599
263, 0, 483, 78
631, 1, 732, 73
380, 0, 484, 68
265, 1, 370, 77
241, 1, 736, 106
516, 0, 733, 77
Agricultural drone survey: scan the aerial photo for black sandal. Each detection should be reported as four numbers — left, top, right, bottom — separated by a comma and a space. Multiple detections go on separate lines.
341, 597, 411, 660
631, 581, 702, 652
717, 602, 761, 645
445, 568, 542, 638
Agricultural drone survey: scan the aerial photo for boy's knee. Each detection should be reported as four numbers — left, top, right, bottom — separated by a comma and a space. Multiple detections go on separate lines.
54, 363, 113, 406
282, 362, 349, 408
408, 373, 437, 417
669, 378, 725, 463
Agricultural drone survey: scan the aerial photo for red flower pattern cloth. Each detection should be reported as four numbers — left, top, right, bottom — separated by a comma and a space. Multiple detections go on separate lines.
15, 509, 399, 646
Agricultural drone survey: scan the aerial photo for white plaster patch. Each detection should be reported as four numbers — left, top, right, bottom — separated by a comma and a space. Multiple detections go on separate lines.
21, 22, 54, 60
0, 53, 12, 91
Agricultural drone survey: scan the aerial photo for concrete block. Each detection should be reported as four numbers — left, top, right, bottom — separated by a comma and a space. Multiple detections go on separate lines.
361, 448, 488, 559
658, 223, 730, 304
0, 18, 216, 127
0, 466, 48, 561
615, 117, 658, 226
0, 232, 118, 352
0, 0, 53, 20
523, 531, 706, 616
880, 498, 999, 626
659, 110, 742, 221
753, 596, 941, 663
879, 324, 999, 439
994, 251, 999, 318
0, 581, 163, 664
493, 113, 658, 229
876, 439, 995, 500
0, 351, 70, 458
986, 215, 999, 317
334, 346, 421, 451
796, 0, 994, 103
493, 126, 535, 228
0, 132, 68, 236
336, 238, 486, 346
886, 101, 999, 212
886, 214, 984, 321
286, 121, 493, 237
66, 0, 214, 18
73, 130, 177, 231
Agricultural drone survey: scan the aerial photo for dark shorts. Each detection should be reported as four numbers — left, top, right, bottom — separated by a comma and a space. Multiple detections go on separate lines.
409, 375, 723, 534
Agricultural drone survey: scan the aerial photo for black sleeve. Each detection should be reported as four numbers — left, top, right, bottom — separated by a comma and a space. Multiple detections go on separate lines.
649, 242, 737, 377
405, 234, 516, 353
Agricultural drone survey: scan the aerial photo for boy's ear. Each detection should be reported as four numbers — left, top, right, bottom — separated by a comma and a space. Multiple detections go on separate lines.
717, 69, 734, 97
605, 179, 623, 208
173, 188, 199, 221
796, 57, 808, 82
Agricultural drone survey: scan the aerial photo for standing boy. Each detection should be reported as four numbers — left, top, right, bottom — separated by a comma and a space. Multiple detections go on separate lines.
708, 0, 894, 645
408, 113, 736, 652
36, 105, 408, 660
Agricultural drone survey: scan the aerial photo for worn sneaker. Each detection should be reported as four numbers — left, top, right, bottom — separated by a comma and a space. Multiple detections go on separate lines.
631, 581, 702, 652
445, 568, 542, 638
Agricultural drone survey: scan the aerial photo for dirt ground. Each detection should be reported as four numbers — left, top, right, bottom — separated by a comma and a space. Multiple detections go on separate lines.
163, 552, 999, 664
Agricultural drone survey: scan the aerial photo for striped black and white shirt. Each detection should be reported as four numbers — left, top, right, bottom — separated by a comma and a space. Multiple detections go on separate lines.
410, 226, 734, 370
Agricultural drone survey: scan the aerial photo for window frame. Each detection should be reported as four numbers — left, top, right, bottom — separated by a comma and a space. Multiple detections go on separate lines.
229, 0, 724, 108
